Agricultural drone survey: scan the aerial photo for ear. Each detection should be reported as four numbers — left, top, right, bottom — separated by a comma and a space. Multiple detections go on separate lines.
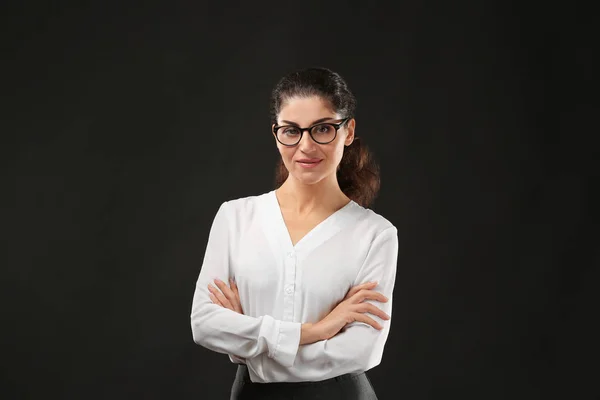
344, 118, 356, 146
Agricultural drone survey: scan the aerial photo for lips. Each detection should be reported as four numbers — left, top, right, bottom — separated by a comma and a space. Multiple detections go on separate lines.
297, 159, 322, 169
297, 159, 321, 163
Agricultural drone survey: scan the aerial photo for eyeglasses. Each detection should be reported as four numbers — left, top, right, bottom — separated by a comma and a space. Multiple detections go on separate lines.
273, 117, 350, 146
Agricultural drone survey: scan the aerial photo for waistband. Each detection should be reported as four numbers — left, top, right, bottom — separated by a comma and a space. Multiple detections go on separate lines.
236, 364, 365, 386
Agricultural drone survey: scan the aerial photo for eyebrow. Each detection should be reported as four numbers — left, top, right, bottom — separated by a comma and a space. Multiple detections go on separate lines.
280, 117, 337, 126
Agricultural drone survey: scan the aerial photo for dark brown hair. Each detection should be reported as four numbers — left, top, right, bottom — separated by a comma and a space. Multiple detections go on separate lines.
270, 67, 381, 208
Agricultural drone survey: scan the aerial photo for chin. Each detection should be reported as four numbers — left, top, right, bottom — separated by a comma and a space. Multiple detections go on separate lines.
291, 175, 323, 185
292, 170, 332, 185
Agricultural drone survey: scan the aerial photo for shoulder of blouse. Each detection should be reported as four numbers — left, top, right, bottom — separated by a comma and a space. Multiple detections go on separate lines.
216, 191, 270, 227
354, 205, 397, 236
221, 191, 268, 210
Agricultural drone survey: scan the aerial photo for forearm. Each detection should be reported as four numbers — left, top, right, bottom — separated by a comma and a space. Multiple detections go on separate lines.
284, 322, 390, 381
300, 323, 324, 345
191, 289, 301, 366
226, 322, 320, 365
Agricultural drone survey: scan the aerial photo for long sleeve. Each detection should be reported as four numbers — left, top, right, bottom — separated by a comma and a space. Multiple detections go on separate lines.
190, 201, 302, 367
280, 226, 398, 381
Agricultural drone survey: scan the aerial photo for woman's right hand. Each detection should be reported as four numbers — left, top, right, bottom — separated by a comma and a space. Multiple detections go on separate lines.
312, 281, 390, 341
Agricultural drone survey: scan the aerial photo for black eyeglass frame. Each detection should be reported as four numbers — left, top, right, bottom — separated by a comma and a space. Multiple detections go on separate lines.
272, 117, 350, 146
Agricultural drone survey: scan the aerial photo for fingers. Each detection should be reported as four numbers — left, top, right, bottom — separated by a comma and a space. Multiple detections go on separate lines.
208, 292, 222, 306
350, 289, 388, 304
230, 278, 240, 296
209, 278, 243, 314
208, 282, 234, 310
356, 302, 390, 321
352, 313, 384, 330
345, 281, 378, 299
213, 278, 235, 300
229, 279, 244, 314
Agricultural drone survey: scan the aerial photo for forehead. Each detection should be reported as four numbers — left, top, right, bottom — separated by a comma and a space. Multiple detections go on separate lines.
278, 96, 338, 124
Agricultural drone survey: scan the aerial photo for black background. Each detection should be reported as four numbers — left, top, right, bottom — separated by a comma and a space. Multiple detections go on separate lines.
2, 1, 595, 399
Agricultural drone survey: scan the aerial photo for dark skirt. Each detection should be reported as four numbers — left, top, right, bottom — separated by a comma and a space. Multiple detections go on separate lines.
230, 364, 378, 400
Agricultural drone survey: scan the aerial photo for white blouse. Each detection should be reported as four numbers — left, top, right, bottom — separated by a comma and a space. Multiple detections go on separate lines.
190, 190, 398, 383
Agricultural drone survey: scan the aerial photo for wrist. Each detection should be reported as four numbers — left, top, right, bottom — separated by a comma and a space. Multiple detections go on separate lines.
300, 322, 323, 345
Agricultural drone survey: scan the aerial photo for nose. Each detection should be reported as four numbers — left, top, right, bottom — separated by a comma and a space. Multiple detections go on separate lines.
298, 129, 318, 150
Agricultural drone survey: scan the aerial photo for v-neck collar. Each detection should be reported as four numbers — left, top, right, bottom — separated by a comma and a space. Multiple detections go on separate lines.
262, 189, 357, 256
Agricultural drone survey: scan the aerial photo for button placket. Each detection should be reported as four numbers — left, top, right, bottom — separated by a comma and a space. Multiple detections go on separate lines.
282, 251, 296, 321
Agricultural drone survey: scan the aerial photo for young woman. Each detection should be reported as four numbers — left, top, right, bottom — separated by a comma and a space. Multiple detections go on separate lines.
191, 67, 398, 399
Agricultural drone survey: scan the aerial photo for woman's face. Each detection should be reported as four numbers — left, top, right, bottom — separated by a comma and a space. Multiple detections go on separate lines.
273, 96, 355, 186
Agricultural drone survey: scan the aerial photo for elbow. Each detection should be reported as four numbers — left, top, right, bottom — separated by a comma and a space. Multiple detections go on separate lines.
344, 324, 388, 371
338, 342, 382, 373
191, 317, 205, 346
190, 303, 211, 346
190, 301, 223, 348
360, 347, 383, 371
352, 346, 378, 372
190, 314, 226, 355
191, 321, 203, 345
190, 290, 221, 347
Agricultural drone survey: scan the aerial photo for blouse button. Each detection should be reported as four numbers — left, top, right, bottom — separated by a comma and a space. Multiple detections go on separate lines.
285, 286, 293, 294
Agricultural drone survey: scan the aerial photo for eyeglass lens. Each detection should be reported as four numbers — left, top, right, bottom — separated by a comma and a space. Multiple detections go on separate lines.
276, 124, 336, 145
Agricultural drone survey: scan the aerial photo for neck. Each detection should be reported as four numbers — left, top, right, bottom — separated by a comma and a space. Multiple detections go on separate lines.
277, 174, 349, 215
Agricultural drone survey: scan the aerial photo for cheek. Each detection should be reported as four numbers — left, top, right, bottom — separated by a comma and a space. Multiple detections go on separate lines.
331, 144, 346, 162
278, 147, 295, 163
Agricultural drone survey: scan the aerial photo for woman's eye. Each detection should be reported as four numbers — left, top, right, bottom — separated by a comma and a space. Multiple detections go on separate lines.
284, 128, 299, 135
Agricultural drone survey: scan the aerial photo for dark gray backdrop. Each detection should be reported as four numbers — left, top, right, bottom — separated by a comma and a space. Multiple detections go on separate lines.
2, 1, 595, 399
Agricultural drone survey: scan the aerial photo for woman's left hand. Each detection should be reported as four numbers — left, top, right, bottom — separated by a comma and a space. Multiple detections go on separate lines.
208, 278, 244, 314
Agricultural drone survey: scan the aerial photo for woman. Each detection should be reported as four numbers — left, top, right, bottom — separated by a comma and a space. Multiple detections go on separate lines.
190, 67, 398, 399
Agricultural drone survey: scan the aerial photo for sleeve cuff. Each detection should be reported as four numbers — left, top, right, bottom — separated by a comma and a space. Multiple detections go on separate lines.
271, 320, 301, 367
